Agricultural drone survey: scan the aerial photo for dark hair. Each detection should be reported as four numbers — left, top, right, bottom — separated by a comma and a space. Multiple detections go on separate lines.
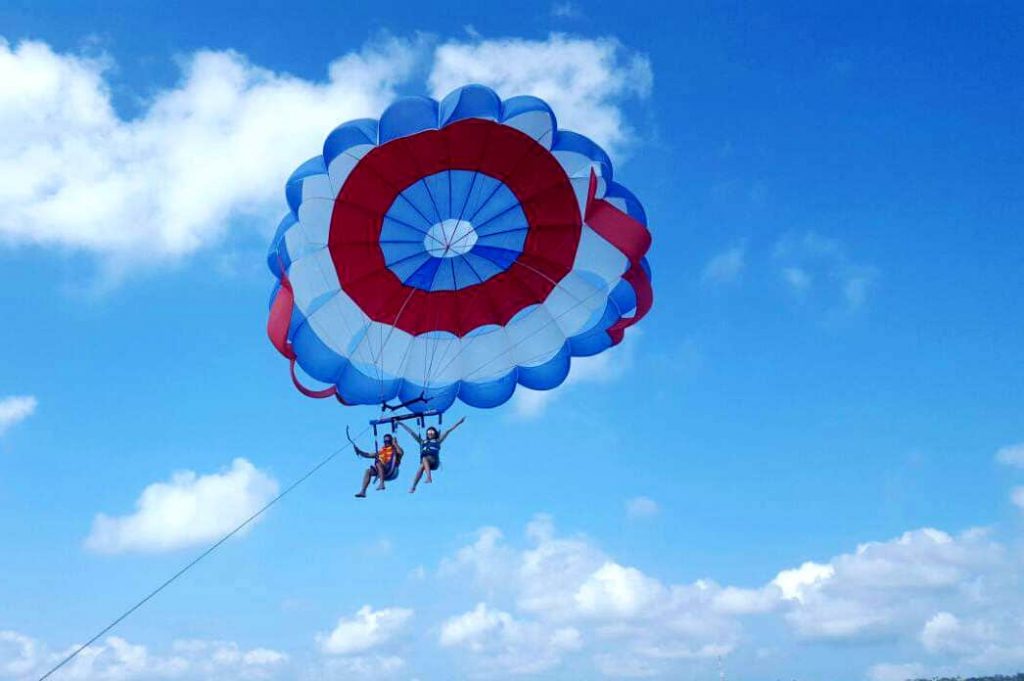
383, 434, 393, 443
426, 427, 439, 439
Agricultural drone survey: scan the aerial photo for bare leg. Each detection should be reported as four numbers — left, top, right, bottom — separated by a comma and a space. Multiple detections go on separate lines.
410, 461, 426, 493
356, 468, 371, 497
425, 462, 433, 484
375, 461, 386, 490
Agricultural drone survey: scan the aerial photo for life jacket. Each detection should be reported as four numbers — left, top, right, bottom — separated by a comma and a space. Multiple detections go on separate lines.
420, 438, 441, 458
377, 444, 396, 466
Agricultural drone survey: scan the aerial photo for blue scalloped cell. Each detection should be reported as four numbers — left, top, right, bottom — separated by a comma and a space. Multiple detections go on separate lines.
517, 342, 572, 390
439, 84, 502, 127
323, 119, 378, 166
336, 362, 400, 406
287, 305, 306, 344
292, 317, 347, 384
568, 301, 620, 356
285, 157, 328, 214
337, 366, 397, 403
609, 278, 638, 317
604, 181, 647, 226
459, 371, 518, 409
379, 96, 440, 143
268, 214, 295, 276
501, 95, 558, 146
553, 130, 614, 181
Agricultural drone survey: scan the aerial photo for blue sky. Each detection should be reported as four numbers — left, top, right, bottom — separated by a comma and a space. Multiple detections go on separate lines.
1, 1, 1023, 680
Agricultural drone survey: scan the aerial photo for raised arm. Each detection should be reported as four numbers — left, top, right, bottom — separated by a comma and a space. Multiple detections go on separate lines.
397, 421, 423, 443
439, 416, 466, 444
352, 443, 376, 459
347, 426, 375, 459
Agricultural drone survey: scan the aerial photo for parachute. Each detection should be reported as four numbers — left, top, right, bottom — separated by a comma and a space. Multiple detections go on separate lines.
267, 84, 652, 414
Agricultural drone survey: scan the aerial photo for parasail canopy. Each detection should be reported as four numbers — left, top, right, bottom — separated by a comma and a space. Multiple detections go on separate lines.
267, 84, 652, 413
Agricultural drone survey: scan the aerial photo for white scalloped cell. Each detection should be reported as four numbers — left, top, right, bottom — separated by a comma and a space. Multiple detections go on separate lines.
364, 322, 415, 380
456, 325, 516, 383
573, 225, 629, 289
502, 110, 556, 149
389, 330, 461, 386
295, 196, 334, 248
568, 174, 608, 219
288, 248, 341, 314
553, 149, 608, 180
503, 305, 566, 368
540, 269, 610, 338
299, 172, 335, 202
327, 144, 375, 193
307, 291, 374, 368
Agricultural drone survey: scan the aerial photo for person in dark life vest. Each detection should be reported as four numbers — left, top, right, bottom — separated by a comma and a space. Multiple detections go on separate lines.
398, 416, 466, 494
353, 433, 404, 497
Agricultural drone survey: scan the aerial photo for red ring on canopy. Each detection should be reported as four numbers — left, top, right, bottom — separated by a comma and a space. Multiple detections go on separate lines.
328, 118, 582, 338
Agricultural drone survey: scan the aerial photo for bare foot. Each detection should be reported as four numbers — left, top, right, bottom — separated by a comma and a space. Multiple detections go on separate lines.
426, 476, 433, 484
376, 484, 386, 491
409, 487, 416, 494
355, 492, 366, 498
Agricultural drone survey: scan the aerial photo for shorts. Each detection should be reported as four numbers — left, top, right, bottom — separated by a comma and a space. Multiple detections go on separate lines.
370, 460, 399, 481
421, 454, 440, 471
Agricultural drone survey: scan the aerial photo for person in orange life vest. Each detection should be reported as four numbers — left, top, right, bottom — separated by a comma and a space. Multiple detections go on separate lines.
398, 416, 465, 494
353, 433, 404, 497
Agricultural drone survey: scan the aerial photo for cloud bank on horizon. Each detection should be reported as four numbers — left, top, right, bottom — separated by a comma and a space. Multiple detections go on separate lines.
6, 507, 1024, 680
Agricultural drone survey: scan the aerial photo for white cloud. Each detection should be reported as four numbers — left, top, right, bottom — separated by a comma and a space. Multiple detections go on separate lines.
317, 605, 413, 656
0, 37, 415, 268
843, 272, 873, 308
437, 517, 1024, 678
701, 244, 746, 285
440, 603, 507, 649
781, 265, 811, 291
777, 528, 1008, 643
917, 610, 1024, 668
318, 654, 406, 679
438, 516, 751, 677
0, 631, 39, 678
625, 496, 659, 519
551, 2, 580, 19
920, 612, 969, 654
84, 458, 279, 553
1013, 486, 1024, 510
867, 662, 927, 681
0, 35, 651, 277
511, 335, 636, 419
0, 395, 37, 437
440, 603, 582, 676
996, 442, 1024, 468
515, 516, 607, 617
439, 526, 519, 598
0, 632, 286, 680
429, 35, 652, 156
709, 584, 781, 616
772, 561, 835, 602
574, 563, 664, 618
774, 231, 878, 312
